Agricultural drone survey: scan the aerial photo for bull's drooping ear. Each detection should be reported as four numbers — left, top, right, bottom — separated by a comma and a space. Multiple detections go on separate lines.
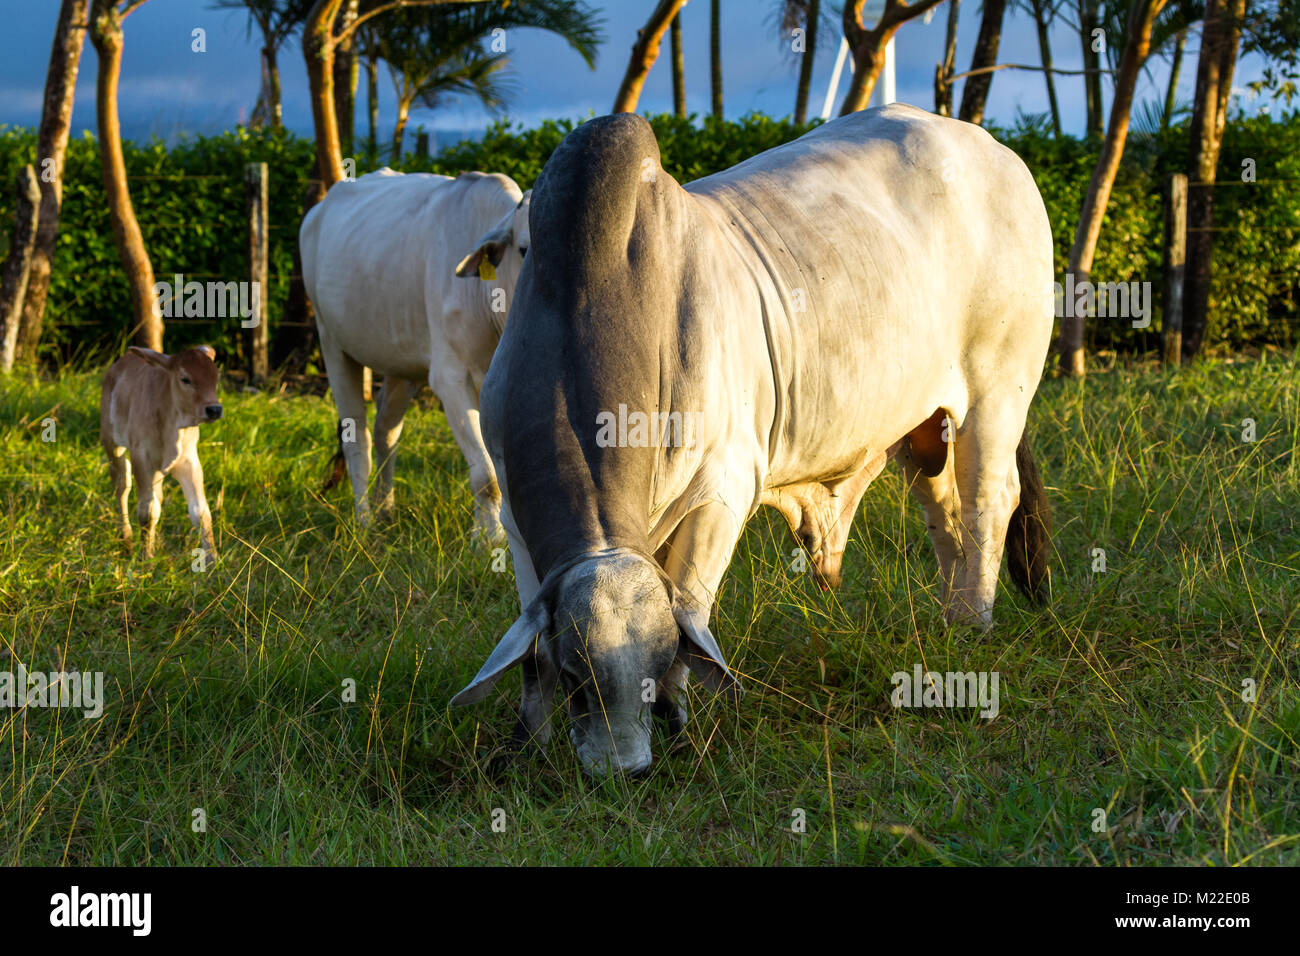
127, 347, 170, 368
195, 344, 216, 362
454, 212, 513, 280
451, 597, 550, 705
672, 597, 742, 699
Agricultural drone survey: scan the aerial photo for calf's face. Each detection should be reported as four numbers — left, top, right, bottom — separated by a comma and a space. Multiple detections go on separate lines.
129, 346, 222, 426
452, 550, 740, 776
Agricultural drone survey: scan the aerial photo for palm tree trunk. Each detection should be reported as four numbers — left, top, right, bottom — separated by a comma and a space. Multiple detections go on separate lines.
670, 10, 686, 116
1056, 0, 1167, 376
613, 0, 687, 113
794, 0, 820, 124
934, 0, 960, 117
266, 45, 283, 129
1079, 0, 1104, 137
90, 0, 160, 351
391, 100, 410, 164
710, 0, 723, 118
15, 0, 88, 364
959, 0, 1008, 125
367, 52, 379, 158
1030, 0, 1062, 136
1161, 28, 1187, 132
1181, 0, 1247, 361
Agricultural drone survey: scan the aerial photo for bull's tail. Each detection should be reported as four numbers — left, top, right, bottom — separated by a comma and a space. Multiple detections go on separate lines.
321, 419, 348, 493
1007, 428, 1051, 604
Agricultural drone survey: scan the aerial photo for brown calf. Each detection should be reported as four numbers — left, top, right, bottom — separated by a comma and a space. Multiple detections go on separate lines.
100, 346, 222, 561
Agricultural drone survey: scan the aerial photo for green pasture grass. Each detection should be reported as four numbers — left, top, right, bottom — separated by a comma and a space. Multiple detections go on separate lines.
0, 353, 1296, 865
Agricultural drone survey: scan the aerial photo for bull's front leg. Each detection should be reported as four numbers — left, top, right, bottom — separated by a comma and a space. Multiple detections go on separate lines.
655, 485, 754, 732
761, 450, 885, 590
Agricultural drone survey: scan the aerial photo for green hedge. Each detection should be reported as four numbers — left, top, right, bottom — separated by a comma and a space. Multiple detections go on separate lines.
1, 110, 1296, 366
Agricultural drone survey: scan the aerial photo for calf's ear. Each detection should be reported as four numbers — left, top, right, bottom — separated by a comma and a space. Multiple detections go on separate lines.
127, 347, 170, 368
452, 597, 550, 705
454, 214, 513, 279
672, 598, 742, 700
195, 344, 216, 362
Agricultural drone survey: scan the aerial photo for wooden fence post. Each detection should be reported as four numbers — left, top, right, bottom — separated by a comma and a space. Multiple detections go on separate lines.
245, 161, 269, 384
1162, 173, 1187, 367
0, 165, 42, 373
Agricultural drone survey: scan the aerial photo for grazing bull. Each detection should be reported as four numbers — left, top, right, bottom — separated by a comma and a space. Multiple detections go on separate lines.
100, 346, 222, 561
299, 168, 531, 540
452, 105, 1055, 775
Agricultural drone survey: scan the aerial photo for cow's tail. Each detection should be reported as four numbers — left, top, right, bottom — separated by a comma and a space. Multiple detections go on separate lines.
321, 419, 347, 493
1007, 428, 1051, 605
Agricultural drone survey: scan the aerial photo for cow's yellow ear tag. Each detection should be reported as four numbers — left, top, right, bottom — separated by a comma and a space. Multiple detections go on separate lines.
478, 259, 496, 281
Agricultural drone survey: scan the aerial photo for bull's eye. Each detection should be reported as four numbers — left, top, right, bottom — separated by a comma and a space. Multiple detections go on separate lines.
180, 376, 192, 386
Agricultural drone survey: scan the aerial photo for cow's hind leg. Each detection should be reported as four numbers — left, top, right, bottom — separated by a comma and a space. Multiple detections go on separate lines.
949, 403, 1025, 628
320, 338, 373, 526
430, 366, 502, 544
372, 377, 415, 521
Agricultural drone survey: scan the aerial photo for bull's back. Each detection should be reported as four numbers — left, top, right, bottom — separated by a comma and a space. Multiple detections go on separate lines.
687, 105, 1053, 480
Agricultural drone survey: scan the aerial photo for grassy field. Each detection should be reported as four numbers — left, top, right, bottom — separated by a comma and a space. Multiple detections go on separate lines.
1, 353, 1297, 865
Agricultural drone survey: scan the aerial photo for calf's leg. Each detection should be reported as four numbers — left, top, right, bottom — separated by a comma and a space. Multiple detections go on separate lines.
132, 455, 163, 558
106, 445, 132, 542
172, 444, 215, 563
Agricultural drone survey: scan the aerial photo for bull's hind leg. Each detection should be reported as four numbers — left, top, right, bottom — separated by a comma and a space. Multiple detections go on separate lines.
372, 377, 415, 520
949, 403, 1025, 628
896, 442, 965, 620
320, 337, 373, 526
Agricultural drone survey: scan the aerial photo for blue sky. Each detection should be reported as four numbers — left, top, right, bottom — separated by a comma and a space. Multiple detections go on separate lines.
0, 0, 1280, 148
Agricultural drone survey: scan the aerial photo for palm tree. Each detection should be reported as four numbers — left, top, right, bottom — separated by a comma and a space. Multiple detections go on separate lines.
212, 0, 313, 129
711, 0, 723, 117
959, 0, 1009, 124
1020, 0, 1062, 135
670, 9, 686, 116
377, 1, 601, 162
778, 0, 824, 124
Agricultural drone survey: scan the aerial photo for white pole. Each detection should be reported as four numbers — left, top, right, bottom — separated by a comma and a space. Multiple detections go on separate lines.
882, 37, 896, 105
820, 36, 851, 120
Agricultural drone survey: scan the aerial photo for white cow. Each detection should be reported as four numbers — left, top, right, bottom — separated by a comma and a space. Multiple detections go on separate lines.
299, 169, 531, 539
